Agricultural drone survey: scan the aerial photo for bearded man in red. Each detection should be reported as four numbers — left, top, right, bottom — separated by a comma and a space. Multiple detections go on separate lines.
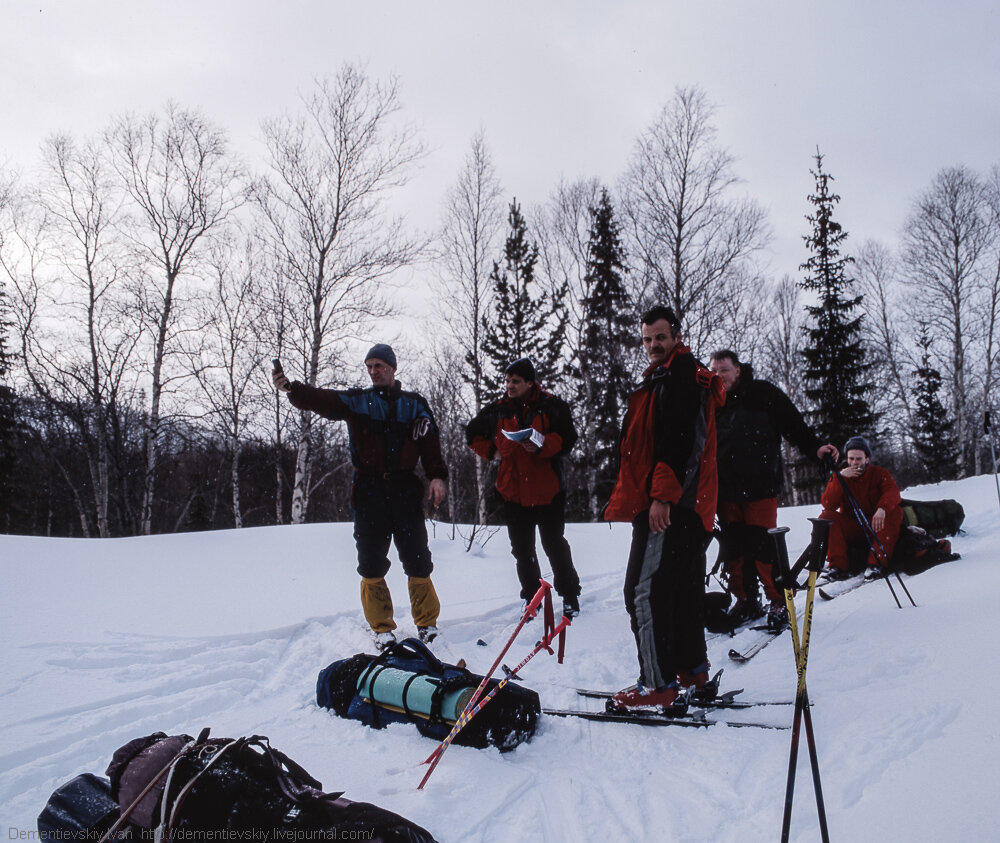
604, 306, 725, 711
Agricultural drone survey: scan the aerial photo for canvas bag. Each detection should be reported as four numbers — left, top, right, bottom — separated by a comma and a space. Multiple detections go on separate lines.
100, 729, 436, 841
900, 498, 965, 538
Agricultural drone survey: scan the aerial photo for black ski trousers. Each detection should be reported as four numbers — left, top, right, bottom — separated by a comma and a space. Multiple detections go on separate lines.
623, 506, 708, 690
353, 473, 433, 579
503, 492, 581, 600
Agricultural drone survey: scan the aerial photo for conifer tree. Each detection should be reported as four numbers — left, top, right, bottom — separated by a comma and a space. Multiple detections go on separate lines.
481, 199, 565, 395
574, 189, 632, 517
911, 322, 959, 482
798, 150, 877, 452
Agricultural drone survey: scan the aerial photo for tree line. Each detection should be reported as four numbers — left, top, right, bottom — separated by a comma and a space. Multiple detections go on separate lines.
1, 66, 997, 538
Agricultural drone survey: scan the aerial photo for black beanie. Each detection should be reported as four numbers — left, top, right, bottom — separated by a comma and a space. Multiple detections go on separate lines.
843, 436, 872, 458
504, 357, 536, 382
365, 343, 397, 369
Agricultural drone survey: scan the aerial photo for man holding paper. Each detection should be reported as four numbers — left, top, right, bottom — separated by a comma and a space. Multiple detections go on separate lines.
466, 357, 582, 618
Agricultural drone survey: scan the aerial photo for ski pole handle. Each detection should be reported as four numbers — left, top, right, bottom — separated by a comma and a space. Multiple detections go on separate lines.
769, 526, 792, 590
805, 518, 831, 573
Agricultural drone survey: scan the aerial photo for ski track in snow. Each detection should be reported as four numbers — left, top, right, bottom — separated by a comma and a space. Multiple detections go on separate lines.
1, 476, 997, 841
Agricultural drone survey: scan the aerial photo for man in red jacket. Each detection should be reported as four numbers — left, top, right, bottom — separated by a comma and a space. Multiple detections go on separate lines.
604, 306, 725, 711
820, 435, 903, 580
466, 358, 582, 618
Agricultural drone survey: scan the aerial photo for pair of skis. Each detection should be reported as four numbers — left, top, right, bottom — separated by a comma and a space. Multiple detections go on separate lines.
544, 670, 794, 731
727, 615, 799, 663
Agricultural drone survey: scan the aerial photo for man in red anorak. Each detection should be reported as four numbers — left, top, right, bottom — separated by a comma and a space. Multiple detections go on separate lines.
604, 306, 726, 711
820, 435, 903, 579
466, 358, 582, 618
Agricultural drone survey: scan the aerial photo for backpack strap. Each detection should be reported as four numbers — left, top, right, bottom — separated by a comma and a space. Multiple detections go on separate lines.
250, 736, 345, 805
383, 636, 448, 672
163, 734, 242, 836
99, 736, 199, 843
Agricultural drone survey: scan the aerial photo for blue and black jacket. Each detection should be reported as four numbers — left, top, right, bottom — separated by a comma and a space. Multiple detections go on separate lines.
287, 380, 448, 481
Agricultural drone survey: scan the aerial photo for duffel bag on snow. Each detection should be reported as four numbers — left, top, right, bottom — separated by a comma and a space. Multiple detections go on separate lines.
900, 498, 965, 538
895, 526, 962, 575
36, 773, 119, 841
38, 728, 437, 843
317, 637, 540, 751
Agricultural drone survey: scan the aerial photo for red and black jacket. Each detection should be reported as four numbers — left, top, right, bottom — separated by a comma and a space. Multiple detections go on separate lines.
466, 385, 577, 506
604, 345, 725, 531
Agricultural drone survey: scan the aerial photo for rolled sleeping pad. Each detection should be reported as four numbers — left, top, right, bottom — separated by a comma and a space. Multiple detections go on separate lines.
357, 664, 475, 723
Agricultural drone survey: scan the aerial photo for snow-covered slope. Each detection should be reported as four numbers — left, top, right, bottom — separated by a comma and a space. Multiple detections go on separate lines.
1, 475, 996, 841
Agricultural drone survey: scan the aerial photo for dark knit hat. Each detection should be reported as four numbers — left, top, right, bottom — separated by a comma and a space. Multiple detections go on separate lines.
504, 357, 536, 382
365, 343, 397, 369
843, 436, 872, 458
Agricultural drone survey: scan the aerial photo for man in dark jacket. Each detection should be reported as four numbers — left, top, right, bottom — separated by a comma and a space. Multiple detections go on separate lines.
466, 358, 582, 618
273, 344, 447, 650
604, 306, 725, 712
708, 349, 837, 630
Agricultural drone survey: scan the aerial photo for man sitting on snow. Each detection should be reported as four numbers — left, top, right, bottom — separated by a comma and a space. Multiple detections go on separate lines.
820, 436, 903, 580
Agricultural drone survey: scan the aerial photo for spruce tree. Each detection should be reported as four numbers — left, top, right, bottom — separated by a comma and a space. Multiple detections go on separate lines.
481, 199, 565, 394
911, 322, 959, 482
574, 188, 632, 517
798, 150, 877, 453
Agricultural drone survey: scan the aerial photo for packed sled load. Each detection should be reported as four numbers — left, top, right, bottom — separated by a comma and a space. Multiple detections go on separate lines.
37, 729, 437, 842
317, 637, 541, 750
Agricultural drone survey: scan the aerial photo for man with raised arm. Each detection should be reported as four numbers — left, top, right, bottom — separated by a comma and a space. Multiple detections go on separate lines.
273, 344, 447, 651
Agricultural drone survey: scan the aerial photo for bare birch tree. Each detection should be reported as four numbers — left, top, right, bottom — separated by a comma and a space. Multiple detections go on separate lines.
437, 131, 504, 524
534, 177, 603, 382
106, 104, 245, 533
855, 239, 915, 453
186, 234, 268, 528
2, 148, 143, 535
254, 67, 424, 523
902, 165, 992, 475
758, 275, 808, 503
977, 165, 1000, 473
620, 85, 769, 357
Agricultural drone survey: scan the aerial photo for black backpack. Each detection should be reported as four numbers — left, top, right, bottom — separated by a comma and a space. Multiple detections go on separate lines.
900, 498, 965, 538
38, 730, 437, 842
895, 526, 961, 575
317, 637, 540, 751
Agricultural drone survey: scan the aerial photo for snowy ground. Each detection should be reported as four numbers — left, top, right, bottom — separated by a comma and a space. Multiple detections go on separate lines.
1, 474, 997, 841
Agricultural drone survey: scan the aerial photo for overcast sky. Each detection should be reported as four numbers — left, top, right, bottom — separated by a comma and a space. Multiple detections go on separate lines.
3, 0, 998, 340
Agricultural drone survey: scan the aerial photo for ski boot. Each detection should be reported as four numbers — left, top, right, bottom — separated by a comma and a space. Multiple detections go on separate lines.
607, 683, 688, 717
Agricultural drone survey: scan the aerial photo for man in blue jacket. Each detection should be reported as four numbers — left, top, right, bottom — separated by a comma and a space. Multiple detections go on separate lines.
274, 344, 448, 650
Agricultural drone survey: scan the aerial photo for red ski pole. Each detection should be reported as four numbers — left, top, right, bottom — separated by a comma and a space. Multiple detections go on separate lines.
417, 614, 571, 790
421, 580, 553, 770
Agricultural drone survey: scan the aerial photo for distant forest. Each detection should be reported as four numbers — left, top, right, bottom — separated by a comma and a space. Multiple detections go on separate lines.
1, 67, 997, 538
